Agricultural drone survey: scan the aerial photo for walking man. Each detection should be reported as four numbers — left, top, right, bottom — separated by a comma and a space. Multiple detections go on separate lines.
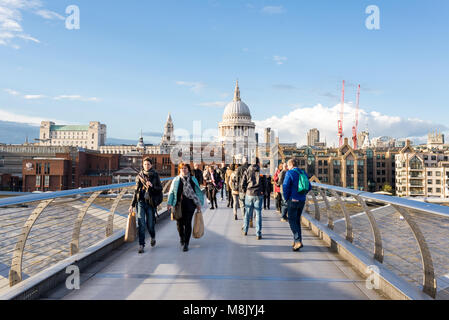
241, 157, 264, 240
283, 159, 312, 252
129, 157, 163, 254
236, 156, 249, 223
279, 163, 289, 222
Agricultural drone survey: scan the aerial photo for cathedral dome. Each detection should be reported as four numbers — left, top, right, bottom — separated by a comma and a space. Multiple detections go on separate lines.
222, 81, 252, 121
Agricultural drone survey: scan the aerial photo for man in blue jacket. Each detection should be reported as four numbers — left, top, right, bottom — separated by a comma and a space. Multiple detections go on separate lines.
283, 159, 312, 251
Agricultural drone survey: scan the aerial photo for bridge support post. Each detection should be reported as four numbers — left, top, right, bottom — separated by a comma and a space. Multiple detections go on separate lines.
330, 190, 354, 243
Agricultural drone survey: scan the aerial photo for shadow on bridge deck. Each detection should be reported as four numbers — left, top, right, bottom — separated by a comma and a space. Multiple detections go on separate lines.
42, 199, 386, 300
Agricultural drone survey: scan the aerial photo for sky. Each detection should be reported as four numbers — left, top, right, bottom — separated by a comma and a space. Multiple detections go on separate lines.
1, 0, 448, 146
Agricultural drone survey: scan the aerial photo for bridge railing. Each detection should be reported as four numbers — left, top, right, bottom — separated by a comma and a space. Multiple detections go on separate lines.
307, 182, 449, 299
0, 178, 174, 294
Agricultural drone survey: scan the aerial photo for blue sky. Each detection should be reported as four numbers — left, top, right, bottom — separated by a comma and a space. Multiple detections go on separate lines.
1, 0, 448, 145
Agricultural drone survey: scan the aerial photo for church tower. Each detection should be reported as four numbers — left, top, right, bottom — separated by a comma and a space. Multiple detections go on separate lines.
161, 113, 175, 145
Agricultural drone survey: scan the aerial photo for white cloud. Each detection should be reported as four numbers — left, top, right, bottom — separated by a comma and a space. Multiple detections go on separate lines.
254, 103, 448, 147
0, 108, 70, 126
0, 0, 63, 48
24, 94, 45, 99
35, 9, 64, 20
197, 101, 227, 108
54, 95, 101, 102
176, 81, 206, 94
261, 6, 285, 15
4, 88, 20, 96
273, 56, 287, 65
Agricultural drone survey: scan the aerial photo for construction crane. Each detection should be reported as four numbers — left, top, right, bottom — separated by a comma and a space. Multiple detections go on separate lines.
352, 85, 361, 149
338, 80, 345, 147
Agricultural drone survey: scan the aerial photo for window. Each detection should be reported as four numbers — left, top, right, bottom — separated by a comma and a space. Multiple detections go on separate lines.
428, 188, 433, 193
436, 180, 441, 184
431, 156, 437, 161
36, 176, 41, 188
318, 160, 322, 166
44, 176, 50, 188
428, 180, 432, 184
382, 170, 386, 175
436, 172, 441, 176
324, 160, 328, 166
382, 155, 385, 159
428, 171, 432, 176
436, 188, 441, 193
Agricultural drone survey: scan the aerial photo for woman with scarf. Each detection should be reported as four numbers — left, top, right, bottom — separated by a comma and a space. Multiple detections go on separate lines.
167, 163, 204, 252
129, 157, 163, 254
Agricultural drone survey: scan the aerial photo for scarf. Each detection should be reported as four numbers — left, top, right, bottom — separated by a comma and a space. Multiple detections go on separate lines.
138, 170, 152, 201
180, 174, 201, 207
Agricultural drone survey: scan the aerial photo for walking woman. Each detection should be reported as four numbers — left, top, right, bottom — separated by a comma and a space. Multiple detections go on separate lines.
167, 163, 204, 252
129, 157, 163, 254
229, 164, 240, 220
204, 165, 220, 210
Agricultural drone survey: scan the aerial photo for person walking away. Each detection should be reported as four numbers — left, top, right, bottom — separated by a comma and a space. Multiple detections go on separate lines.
264, 175, 273, 210
229, 164, 240, 220
129, 157, 163, 254
219, 163, 227, 201
193, 163, 204, 186
273, 164, 282, 213
261, 174, 267, 210
167, 163, 204, 252
279, 163, 289, 222
225, 164, 234, 208
283, 159, 312, 251
236, 157, 249, 223
204, 166, 219, 209
241, 157, 264, 240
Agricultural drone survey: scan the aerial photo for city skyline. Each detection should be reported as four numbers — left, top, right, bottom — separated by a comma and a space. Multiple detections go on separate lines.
1, 0, 448, 146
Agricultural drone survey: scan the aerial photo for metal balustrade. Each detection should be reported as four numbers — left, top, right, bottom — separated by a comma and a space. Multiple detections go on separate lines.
307, 182, 449, 299
0, 178, 174, 293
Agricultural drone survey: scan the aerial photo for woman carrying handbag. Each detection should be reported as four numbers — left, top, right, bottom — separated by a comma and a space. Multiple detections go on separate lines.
167, 163, 204, 252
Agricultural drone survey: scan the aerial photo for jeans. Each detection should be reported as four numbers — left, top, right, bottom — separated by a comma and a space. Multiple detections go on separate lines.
243, 195, 263, 236
238, 192, 246, 218
281, 194, 288, 220
232, 194, 239, 217
227, 189, 233, 207
287, 200, 306, 243
137, 201, 156, 247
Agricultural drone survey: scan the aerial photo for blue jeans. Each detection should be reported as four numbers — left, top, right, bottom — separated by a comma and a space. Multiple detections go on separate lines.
287, 200, 305, 243
137, 201, 156, 247
281, 194, 288, 220
243, 195, 263, 236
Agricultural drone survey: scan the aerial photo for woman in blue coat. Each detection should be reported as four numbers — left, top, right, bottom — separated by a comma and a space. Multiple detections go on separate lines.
167, 163, 204, 252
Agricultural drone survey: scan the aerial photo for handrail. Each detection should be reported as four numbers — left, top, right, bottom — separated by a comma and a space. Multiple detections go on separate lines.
312, 182, 449, 217
0, 178, 174, 208
309, 181, 449, 298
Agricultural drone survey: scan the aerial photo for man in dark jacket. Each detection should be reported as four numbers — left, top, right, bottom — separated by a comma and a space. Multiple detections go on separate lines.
283, 158, 312, 252
128, 157, 163, 254
241, 157, 264, 240
193, 163, 204, 186
263, 175, 273, 210
219, 163, 227, 201
204, 166, 220, 210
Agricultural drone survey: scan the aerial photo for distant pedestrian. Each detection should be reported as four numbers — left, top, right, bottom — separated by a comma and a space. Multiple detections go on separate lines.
219, 163, 227, 201
264, 175, 273, 210
167, 163, 204, 252
279, 163, 289, 222
273, 164, 283, 213
193, 163, 204, 186
129, 157, 163, 254
236, 157, 249, 223
229, 164, 240, 220
283, 159, 312, 252
225, 164, 234, 208
204, 165, 220, 210
241, 157, 264, 240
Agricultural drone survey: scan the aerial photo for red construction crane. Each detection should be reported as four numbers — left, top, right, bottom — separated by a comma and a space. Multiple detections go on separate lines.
338, 80, 345, 147
352, 85, 361, 149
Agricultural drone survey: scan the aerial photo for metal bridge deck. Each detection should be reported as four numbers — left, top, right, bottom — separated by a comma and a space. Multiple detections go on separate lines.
43, 199, 385, 300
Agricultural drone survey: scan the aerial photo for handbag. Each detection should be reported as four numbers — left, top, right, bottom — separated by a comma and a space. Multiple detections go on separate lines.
125, 211, 136, 242
193, 210, 204, 239
171, 195, 183, 221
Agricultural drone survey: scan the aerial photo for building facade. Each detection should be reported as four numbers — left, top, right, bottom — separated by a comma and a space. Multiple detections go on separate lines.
395, 141, 449, 198
39, 121, 107, 150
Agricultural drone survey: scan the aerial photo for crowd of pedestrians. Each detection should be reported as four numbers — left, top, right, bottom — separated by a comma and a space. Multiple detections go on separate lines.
128, 156, 311, 254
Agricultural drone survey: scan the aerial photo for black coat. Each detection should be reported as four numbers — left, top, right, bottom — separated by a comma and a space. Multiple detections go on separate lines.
131, 169, 163, 208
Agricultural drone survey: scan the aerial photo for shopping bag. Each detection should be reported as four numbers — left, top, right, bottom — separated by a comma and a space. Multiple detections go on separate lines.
125, 211, 137, 242
193, 211, 204, 239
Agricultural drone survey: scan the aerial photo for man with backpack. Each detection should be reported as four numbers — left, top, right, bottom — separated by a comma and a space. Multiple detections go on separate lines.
283, 159, 312, 252
236, 157, 249, 222
241, 157, 264, 240
128, 157, 163, 254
